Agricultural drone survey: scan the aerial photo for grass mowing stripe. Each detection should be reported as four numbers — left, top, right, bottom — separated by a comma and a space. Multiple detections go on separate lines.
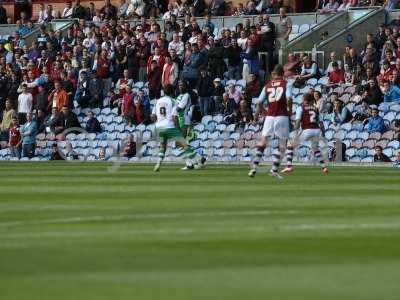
0, 163, 399, 300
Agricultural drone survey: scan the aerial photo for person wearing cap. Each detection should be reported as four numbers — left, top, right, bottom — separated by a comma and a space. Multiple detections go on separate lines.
211, 78, 225, 114
364, 106, 386, 134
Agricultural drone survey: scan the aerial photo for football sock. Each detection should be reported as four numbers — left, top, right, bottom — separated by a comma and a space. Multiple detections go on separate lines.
315, 149, 325, 168
286, 145, 294, 167
271, 148, 281, 173
252, 146, 265, 170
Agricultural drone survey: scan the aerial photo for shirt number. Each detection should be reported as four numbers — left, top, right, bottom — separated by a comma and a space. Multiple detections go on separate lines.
267, 87, 284, 103
309, 110, 317, 123
160, 107, 166, 116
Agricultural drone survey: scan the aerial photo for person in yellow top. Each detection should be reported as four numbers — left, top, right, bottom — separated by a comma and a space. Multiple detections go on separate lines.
0, 99, 17, 142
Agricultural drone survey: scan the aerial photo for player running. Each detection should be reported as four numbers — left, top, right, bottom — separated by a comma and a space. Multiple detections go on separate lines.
248, 65, 291, 179
281, 93, 329, 174
175, 80, 207, 170
152, 84, 203, 172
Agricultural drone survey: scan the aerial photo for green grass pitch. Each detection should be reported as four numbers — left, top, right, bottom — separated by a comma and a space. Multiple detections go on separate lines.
0, 162, 400, 300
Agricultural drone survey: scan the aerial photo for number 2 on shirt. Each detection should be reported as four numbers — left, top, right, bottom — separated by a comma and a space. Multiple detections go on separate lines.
267, 87, 284, 103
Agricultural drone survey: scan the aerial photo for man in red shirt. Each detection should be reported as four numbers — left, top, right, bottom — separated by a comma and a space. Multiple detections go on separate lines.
249, 65, 291, 179
8, 117, 21, 159
328, 62, 345, 85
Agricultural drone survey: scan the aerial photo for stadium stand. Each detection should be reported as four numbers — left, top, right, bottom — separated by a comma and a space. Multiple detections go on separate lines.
0, 0, 399, 164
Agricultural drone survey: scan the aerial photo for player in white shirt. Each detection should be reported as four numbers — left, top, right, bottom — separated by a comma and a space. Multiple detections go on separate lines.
152, 84, 203, 172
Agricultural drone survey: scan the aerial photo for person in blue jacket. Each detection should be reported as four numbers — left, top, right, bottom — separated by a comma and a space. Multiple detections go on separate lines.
365, 107, 386, 133
382, 81, 400, 102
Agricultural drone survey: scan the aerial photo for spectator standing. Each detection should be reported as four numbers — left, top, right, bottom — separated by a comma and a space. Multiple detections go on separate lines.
8, 117, 21, 159
20, 112, 37, 158
275, 7, 292, 49
17, 84, 33, 124
148, 60, 162, 99
101, 0, 117, 19
62, 1, 74, 18
259, 14, 276, 73
48, 81, 68, 112
207, 38, 226, 79
182, 43, 203, 87
162, 55, 179, 87
224, 38, 242, 80
118, 0, 129, 17
0, 3, 7, 24
0, 100, 17, 142
122, 85, 134, 125
197, 69, 214, 116
35, 85, 49, 114
73, 0, 88, 19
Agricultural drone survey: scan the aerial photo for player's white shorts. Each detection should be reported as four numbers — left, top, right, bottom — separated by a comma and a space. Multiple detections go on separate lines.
261, 116, 289, 139
297, 128, 322, 147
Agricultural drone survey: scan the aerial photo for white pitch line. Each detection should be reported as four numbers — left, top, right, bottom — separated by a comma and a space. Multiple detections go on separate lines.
0, 210, 299, 228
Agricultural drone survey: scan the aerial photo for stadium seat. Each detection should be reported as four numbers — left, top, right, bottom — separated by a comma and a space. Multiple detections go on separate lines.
291, 24, 299, 34
361, 156, 373, 163
213, 115, 224, 123
226, 124, 236, 132
369, 132, 381, 140
230, 132, 240, 140
387, 140, 400, 149
209, 131, 220, 140
299, 24, 310, 34
306, 78, 318, 87
383, 148, 394, 157
363, 139, 376, 149
193, 123, 205, 133
384, 112, 396, 122
318, 77, 329, 85
201, 115, 213, 125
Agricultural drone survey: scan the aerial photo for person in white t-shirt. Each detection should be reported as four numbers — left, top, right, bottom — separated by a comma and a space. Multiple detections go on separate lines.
17, 84, 33, 125
61, 1, 74, 18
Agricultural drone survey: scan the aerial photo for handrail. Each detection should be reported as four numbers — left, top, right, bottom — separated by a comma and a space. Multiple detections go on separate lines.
317, 7, 384, 49
287, 11, 345, 45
